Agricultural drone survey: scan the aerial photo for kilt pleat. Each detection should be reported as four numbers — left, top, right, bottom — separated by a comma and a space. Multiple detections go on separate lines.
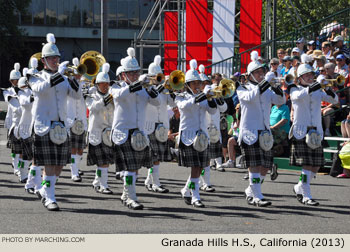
70, 130, 87, 150
21, 137, 33, 161
208, 141, 222, 159
9, 132, 22, 154
289, 138, 324, 167
114, 138, 152, 172
148, 132, 172, 163
178, 141, 209, 168
87, 142, 115, 166
33, 133, 71, 166
240, 141, 273, 169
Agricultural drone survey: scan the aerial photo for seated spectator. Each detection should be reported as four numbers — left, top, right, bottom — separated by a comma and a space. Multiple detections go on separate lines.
270, 58, 280, 77
332, 35, 350, 59
277, 48, 286, 74
296, 37, 306, 55
291, 47, 301, 57
325, 62, 348, 106
335, 54, 349, 77
314, 55, 327, 76
322, 41, 333, 60
290, 56, 300, 76
270, 104, 290, 156
307, 40, 316, 53
338, 113, 350, 178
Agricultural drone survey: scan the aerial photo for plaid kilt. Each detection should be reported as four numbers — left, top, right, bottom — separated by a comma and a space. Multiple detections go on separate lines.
70, 130, 87, 150
114, 137, 153, 171
208, 141, 222, 159
240, 141, 273, 169
289, 137, 324, 167
21, 137, 33, 161
178, 141, 210, 168
148, 132, 172, 163
87, 142, 115, 166
33, 133, 71, 166
9, 132, 22, 154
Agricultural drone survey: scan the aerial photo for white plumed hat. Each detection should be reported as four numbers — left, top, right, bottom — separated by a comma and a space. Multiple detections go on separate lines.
41, 33, 60, 57
9, 63, 21, 80
198, 64, 209, 81
247, 50, 264, 75
148, 55, 162, 76
96, 63, 110, 83
297, 63, 314, 78
185, 59, 201, 83
121, 47, 140, 72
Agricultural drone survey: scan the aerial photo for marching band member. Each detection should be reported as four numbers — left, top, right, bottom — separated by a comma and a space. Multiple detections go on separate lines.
290, 64, 338, 206
86, 63, 115, 194
29, 33, 82, 211
3, 63, 23, 178
199, 64, 227, 192
143, 55, 175, 193
110, 48, 160, 210
237, 51, 285, 207
24, 58, 43, 194
177, 59, 217, 208
17, 68, 36, 189
67, 57, 88, 182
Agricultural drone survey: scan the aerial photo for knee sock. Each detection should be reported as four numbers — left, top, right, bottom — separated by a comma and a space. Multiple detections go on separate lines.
249, 172, 263, 199
42, 175, 57, 205
152, 164, 161, 187
190, 177, 200, 203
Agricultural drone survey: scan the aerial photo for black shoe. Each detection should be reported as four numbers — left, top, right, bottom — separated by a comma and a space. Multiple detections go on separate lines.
20, 178, 28, 183
100, 188, 113, 194
192, 200, 205, 208
270, 164, 279, 181
293, 187, 303, 203
45, 202, 60, 211
72, 176, 82, 182
127, 200, 144, 210
152, 185, 169, 193
216, 166, 225, 172
145, 184, 153, 192
303, 199, 319, 206
248, 198, 272, 207
243, 173, 249, 180
36, 191, 43, 200
115, 173, 121, 180
25, 188, 35, 194
78, 170, 84, 176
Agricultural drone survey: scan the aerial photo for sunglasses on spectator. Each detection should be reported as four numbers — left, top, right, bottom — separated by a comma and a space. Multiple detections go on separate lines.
271, 63, 278, 65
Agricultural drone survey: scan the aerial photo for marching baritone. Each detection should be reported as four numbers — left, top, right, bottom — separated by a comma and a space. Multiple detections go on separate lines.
29, 33, 82, 211
237, 51, 285, 207
289, 64, 338, 206
67, 57, 88, 182
177, 59, 217, 208
143, 55, 175, 193
86, 63, 115, 194
110, 48, 160, 210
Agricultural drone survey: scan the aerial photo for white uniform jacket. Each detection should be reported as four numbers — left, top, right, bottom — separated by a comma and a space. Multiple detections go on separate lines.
289, 85, 338, 139
66, 81, 88, 131
18, 89, 34, 139
3, 87, 22, 137
86, 90, 114, 146
205, 99, 227, 143
110, 81, 161, 145
144, 90, 176, 135
175, 92, 217, 146
236, 82, 285, 145
29, 70, 82, 136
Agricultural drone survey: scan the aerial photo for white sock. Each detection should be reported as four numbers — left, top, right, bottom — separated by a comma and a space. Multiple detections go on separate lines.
93, 167, 102, 187
13, 154, 19, 172
99, 167, 109, 189
145, 168, 152, 185
25, 165, 36, 189
33, 166, 42, 191
124, 171, 137, 201
215, 157, 222, 166
42, 175, 57, 205
249, 172, 263, 199
190, 177, 200, 203
300, 169, 312, 199
152, 164, 161, 186
202, 166, 211, 187
181, 175, 191, 197
70, 155, 79, 177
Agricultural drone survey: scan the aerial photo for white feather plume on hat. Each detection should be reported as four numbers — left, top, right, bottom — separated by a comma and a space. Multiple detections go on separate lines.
46, 33, 56, 44
189, 59, 197, 70
30, 57, 38, 69
14, 63, 20, 71
127, 47, 135, 57
22, 68, 28, 77
154, 55, 161, 65
198, 64, 205, 74
102, 63, 110, 73
250, 50, 259, 62
72, 57, 79, 67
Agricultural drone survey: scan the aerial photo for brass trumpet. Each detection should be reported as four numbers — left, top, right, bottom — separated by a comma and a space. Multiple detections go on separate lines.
63, 64, 87, 77
80, 51, 106, 80
164, 70, 185, 91
207, 79, 236, 99
271, 74, 295, 86
149, 73, 165, 85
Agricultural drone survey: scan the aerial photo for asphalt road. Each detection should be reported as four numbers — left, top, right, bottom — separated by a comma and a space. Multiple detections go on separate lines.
0, 102, 349, 234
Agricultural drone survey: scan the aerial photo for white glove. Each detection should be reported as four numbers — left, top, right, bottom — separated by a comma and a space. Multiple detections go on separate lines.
265, 71, 275, 83
58, 61, 69, 75
139, 74, 149, 83
203, 85, 212, 95
316, 74, 326, 85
